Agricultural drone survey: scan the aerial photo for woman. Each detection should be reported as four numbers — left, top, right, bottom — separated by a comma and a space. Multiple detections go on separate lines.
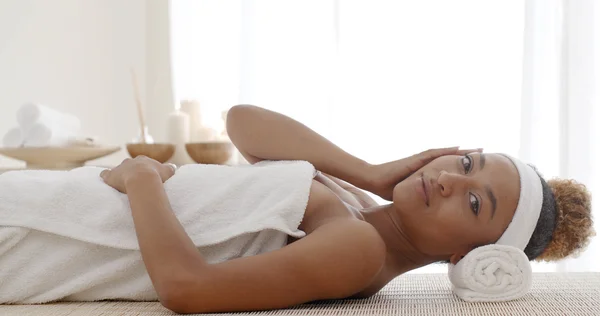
94, 104, 595, 313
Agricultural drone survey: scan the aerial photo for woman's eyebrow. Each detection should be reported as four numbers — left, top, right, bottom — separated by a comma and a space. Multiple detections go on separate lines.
486, 185, 497, 219
478, 154, 496, 219
479, 153, 486, 170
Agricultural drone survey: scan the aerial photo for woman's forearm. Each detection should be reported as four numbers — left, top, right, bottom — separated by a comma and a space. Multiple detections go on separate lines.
124, 171, 206, 291
227, 105, 373, 190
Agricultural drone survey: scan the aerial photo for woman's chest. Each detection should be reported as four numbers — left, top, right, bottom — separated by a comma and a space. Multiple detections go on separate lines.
288, 179, 362, 243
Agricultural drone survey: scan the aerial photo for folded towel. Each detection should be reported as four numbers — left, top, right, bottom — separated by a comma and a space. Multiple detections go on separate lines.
2, 127, 23, 148
448, 244, 532, 302
16, 103, 81, 135
0, 160, 315, 303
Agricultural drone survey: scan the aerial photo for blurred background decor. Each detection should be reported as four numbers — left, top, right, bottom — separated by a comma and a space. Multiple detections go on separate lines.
0, 102, 120, 169
0, 0, 597, 272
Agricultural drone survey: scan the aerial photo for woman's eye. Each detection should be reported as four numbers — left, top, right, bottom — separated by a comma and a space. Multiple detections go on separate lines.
462, 155, 473, 174
469, 193, 480, 216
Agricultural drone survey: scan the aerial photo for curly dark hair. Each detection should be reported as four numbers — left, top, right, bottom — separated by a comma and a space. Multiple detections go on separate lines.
526, 175, 595, 261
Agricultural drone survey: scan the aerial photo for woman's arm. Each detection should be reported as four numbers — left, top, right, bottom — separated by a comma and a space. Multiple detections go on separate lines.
167, 219, 385, 314
226, 104, 373, 191
124, 168, 209, 299
125, 171, 385, 313
103, 157, 386, 313
226, 104, 479, 201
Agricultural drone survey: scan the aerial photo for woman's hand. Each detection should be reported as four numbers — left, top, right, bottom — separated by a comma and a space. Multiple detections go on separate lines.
366, 147, 482, 201
100, 156, 177, 194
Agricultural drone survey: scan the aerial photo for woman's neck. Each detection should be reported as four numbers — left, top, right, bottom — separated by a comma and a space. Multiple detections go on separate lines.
359, 204, 442, 275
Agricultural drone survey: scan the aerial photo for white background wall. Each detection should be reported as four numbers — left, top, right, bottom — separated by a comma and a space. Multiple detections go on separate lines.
0, 0, 174, 168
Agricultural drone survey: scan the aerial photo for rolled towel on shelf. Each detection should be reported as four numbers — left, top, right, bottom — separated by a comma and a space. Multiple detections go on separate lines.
448, 244, 532, 302
2, 127, 24, 148
22, 122, 74, 147
16, 103, 81, 134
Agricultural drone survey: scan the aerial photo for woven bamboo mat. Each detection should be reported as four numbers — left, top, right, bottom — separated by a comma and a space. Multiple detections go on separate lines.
2, 273, 599, 315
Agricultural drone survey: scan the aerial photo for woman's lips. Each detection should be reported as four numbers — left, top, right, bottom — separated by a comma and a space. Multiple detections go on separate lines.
415, 174, 430, 206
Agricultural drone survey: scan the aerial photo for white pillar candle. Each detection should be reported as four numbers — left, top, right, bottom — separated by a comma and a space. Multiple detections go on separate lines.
195, 126, 218, 142
180, 100, 202, 142
166, 109, 193, 166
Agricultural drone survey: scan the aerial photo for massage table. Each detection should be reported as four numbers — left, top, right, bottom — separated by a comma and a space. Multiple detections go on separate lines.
2, 273, 598, 315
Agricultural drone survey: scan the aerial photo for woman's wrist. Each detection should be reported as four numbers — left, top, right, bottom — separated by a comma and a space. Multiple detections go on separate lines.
362, 163, 378, 192
345, 160, 376, 192
124, 167, 162, 189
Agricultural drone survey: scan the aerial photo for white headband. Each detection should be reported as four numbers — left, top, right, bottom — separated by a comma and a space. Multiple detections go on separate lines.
495, 155, 544, 250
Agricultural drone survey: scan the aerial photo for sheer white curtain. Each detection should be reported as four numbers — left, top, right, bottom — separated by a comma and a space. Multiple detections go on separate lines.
521, 0, 598, 272
170, 0, 598, 273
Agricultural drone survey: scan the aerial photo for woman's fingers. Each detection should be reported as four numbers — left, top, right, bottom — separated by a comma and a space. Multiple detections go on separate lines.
163, 163, 177, 178
153, 162, 177, 183
407, 146, 482, 172
417, 146, 483, 161
456, 148, 483, 155
412, 146, 459, 165
165, 163, 177, 174
100, 169, 109, 180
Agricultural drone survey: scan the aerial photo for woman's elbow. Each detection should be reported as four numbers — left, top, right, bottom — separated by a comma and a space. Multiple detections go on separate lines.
161, 302, 203, 315
159, 295, 186, 314
227, 104, 258, 125
226, 104, 253, 138
158, 283, 207, 314
156, 270, 217, 314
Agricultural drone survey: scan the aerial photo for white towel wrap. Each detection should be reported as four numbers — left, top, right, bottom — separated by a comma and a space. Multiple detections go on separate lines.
448, 154, 543, 302
0, 160, 315, 303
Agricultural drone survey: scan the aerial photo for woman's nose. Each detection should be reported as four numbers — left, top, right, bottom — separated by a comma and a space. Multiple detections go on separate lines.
437, 170, 468, 197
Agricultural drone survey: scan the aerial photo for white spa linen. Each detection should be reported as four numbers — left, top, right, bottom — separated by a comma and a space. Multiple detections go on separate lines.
0, 160, 315, 303
448, 244, 532, 302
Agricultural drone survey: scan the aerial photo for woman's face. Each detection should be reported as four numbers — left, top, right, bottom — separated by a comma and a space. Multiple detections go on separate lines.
392, 153, 520, 263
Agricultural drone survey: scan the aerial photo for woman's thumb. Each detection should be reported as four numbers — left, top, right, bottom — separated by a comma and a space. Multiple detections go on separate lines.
99, 169, 108, 180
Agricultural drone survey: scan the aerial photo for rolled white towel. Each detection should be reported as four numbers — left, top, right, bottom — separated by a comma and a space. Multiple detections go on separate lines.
22, 122, 72, 147
16, 103, 81, 134
2, 127, 24, 148
448, 244, 532, 302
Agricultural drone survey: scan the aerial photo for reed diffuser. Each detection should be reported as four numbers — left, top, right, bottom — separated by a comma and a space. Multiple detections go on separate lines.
130, 69, 154, 144
126, 68, 175, 163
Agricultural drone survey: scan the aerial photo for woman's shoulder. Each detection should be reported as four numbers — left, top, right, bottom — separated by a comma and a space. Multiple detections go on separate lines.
294, 218, 387, 297
294, 182, 387, 295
